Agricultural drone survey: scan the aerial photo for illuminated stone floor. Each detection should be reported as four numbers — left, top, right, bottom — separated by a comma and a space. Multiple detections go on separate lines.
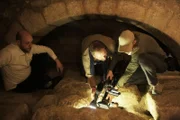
0, 70, 179, 120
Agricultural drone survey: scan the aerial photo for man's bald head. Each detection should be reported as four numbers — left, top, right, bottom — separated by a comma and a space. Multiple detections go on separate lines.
16, 30, 33, 53
16, 30, 32, 41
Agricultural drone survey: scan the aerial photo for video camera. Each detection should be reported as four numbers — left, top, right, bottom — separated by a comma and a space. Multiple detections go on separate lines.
89, 54, 130, 109
89, 78, 120, 109
96, 79, 120, 109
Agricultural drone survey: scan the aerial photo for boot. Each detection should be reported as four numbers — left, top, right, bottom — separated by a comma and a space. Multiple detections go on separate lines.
150, 83, 163, 95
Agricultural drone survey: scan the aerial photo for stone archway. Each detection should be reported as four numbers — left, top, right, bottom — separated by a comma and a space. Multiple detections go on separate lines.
1, 1, 180, 119
4, 0, 180, 62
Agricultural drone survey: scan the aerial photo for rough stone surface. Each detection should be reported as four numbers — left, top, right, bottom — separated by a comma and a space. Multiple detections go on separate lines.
31, 0, 48, 7
65, 0, 85, 17
144, 1, 174, 31
1, 0, 180, 47
33, 94, 58, 113
0, 70, 180, 120
43, 2, 72, 26
32, 105, 144, 120
100, 85, 159, 120
55, 77, 92, 108
164, 13, 180, 45
139, 0, 153, 7
99, 0, 117, 16
159, 106, 180, 120
116, 1, 146, 21
84, 0, 100, 14
19, 9, 47, 34
4, 21, 23, 43
0, 103, 30, 120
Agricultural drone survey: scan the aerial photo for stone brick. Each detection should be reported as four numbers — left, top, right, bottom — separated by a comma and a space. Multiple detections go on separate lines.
33, 95, 58, 113
43, 2, 72, 26
65, 0, 85, 17
46, 0, 62, 4
159, 107, 180, 120
32, 105, 144, 120
84, 0, 99, 14
31, 0, 48, 7
164, 13, 180, 45
4, 21, 23, 43
116, 1, 146, 22
99, 0, 117, 15
1, 103, 30, 120
19, 9, 48, 34
144, 1, 174, 31
139, 0, 153, 7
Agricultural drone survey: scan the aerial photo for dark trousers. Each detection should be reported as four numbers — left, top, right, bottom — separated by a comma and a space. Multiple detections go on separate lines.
13, 53, 62, 93
13, 73, 46, 93
127, 53, 167, 86
94, 60, 109, 81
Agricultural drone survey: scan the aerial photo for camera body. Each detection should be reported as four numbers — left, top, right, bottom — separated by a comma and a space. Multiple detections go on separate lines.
96, 81, 120, 109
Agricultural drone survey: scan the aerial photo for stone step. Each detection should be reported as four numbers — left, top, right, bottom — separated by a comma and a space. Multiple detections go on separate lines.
159, 106, 180, 120
0, 103, 30, 120
154, 89, 180, 109
160, 79, 180, 90
157, 71, 180, 79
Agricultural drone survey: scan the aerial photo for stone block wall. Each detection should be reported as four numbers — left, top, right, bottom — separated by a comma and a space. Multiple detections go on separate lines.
0, 0, 179, 64
0, 0, 178, 44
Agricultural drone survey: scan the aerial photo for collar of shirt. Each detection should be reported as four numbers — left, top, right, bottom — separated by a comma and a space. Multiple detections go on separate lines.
12, 43, 27, 56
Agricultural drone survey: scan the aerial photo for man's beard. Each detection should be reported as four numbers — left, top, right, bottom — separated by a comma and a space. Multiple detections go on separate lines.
19, 46, 31, 53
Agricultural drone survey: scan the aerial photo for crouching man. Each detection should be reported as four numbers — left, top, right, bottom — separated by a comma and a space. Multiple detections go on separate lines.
107, 30, 167, 95
0, 30, 63, 92
81, 34, 115, 95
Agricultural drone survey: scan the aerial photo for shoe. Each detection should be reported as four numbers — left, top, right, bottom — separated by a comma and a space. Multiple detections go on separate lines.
150, 84, 163, 95
151, 86, 159, 95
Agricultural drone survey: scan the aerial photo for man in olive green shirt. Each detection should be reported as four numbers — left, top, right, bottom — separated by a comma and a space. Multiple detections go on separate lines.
107, 30, 167, 95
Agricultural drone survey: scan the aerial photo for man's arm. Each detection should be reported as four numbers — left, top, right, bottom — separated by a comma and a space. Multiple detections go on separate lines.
107, 53, 130, 80
31, 44, 63, 72
116, 49, 139, 87
106, 54, 119, 80
31, 44, 57, 59
0, 49, 11, 68
82, 48, 96, 91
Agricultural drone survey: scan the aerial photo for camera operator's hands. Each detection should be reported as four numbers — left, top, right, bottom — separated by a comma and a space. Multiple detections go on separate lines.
106, 70, 114, 80
106, 94, 115, 103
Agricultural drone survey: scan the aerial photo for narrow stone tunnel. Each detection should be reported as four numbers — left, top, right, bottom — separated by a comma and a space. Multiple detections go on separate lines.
0, 0, 180, 120
36, 17, 177, 68
38, 18, 161, 67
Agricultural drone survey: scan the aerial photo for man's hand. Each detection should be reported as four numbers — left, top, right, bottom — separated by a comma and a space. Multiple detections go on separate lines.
91, 87, 96, 100
55, 58, 63, 73
87, 77, 97, 95
91, 87, 96, 94
106, 70, 114, 80
106, 94, 114, 103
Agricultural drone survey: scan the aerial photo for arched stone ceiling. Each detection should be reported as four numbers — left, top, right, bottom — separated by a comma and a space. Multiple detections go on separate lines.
4, 0, 180, 63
